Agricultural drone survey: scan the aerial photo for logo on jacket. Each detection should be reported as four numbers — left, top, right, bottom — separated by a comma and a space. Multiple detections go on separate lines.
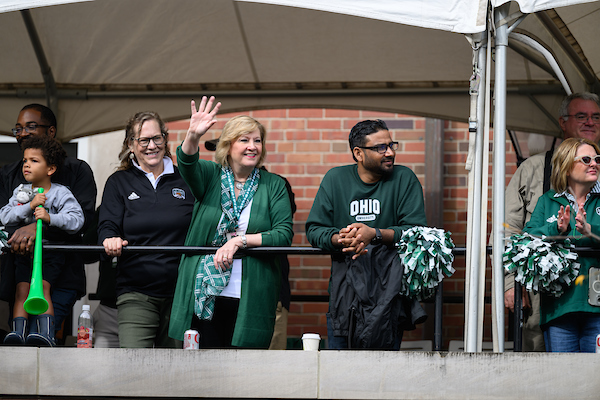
128, 192, 140, 200
596, 207, 600, 216
350, 198, 380, 222
546, 215, 557, 223
172, 188, 186, 200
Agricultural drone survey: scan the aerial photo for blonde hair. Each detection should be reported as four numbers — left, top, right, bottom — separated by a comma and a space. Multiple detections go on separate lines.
215, 115, 266, 167
551, 137, 600, 192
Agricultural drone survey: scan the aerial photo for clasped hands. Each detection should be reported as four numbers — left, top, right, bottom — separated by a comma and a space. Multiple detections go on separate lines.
557, 204, 591, 236
338, 223, 377, 260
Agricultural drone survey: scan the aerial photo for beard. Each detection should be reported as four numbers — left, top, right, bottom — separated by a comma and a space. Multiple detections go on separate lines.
363, 154, 394, 178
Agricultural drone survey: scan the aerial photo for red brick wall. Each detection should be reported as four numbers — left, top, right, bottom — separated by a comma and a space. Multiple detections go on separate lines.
167, 108, 520, 349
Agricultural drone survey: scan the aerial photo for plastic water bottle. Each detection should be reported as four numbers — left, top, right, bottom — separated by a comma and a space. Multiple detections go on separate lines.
76, 305, 93, 348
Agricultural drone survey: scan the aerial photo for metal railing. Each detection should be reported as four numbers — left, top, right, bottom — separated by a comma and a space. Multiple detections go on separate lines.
41, 244, 598, 351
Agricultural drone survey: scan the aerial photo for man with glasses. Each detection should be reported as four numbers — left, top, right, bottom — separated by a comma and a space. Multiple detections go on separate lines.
306, 119, 427, 349
505, 92, 600, 351
0, 104, 96, 345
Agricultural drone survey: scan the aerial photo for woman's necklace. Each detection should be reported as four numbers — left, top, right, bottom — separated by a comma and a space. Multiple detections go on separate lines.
234, 180, 245, 190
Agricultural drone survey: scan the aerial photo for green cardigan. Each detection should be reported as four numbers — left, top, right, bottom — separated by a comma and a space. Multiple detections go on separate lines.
168, 147, 293, 347
524, 190, 600, 326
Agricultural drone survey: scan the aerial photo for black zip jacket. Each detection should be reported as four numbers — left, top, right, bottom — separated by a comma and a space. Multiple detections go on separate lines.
97, 166, 194, 298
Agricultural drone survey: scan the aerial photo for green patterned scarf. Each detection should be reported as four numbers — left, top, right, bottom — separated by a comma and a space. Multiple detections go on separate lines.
194, 166, 260, 320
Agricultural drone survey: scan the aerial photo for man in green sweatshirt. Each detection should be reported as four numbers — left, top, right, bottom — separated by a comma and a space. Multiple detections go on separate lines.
306, 119, 426, 349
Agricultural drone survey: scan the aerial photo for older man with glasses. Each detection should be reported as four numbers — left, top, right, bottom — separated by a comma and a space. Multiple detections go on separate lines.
0, 104, 96, 345
306, 119, 427, 350
505, 92, 600, 352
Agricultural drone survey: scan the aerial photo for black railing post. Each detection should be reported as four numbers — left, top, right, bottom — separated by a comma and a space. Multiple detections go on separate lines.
513, 280, 523, 352
434, 282, 443, 351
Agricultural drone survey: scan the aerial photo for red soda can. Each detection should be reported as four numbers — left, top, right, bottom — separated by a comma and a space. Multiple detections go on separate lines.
596, 334, 600, 353
184, 329, 200, 350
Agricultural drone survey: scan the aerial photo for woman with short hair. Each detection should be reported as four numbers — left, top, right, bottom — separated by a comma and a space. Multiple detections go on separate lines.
168, 96, 293, 348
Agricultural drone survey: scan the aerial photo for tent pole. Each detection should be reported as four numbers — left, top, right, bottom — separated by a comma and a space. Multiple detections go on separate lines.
492, 3, 510, 353
509, 33, 572, 96
20, 9, 58, 116
476, 27, 492, 352
464, 35, 486, 353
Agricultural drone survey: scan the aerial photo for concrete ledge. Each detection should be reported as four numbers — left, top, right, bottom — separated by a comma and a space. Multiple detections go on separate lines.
319, 351, 598, 399
38, 348, 318, 398
0, 347, 38, 395
1, 348, 599, 399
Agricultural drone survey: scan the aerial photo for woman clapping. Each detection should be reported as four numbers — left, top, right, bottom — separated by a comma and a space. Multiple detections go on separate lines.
524, 137, 600, 352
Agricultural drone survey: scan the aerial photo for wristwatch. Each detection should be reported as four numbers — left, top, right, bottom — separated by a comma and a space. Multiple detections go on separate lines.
240, 235, 247, 249
371, 228, 383, 245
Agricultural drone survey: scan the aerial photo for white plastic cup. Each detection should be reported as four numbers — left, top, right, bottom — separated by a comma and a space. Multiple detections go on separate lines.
302, 333, 321, 351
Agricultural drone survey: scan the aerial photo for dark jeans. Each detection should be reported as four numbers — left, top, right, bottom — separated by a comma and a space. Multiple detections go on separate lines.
542, 312, 600, 353
51, 288, 78, 334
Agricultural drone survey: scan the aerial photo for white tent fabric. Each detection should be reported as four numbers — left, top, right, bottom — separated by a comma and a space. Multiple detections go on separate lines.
240, 0, 488, 33
0, 0, 597, 142
494, 0, 597, 13
0, 0, 89, 14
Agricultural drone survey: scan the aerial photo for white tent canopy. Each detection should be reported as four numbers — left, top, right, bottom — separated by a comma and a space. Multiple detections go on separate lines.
0, 0, 597, 141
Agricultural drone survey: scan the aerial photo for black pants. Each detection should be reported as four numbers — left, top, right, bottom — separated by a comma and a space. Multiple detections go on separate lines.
191, 296, 239, 348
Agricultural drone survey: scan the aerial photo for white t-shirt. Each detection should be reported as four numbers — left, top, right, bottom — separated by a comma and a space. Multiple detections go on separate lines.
219, 199, 253, 299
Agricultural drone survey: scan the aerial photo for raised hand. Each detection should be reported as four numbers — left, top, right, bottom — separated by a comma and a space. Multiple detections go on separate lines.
557, 205, 570, 233
575, 204, 591, 236
182, 96, 222, 155
188, 96, 221, 138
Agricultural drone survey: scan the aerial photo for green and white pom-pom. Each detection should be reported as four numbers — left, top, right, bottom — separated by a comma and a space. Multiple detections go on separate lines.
396, 226, 455, 300
503, 232, 580, 297
0, 226, 8, 254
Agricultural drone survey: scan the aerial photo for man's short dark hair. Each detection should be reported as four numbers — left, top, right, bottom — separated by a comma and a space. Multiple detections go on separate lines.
21, 104, 57, 128
348, 119, 389, 162
20, 135, 67, 173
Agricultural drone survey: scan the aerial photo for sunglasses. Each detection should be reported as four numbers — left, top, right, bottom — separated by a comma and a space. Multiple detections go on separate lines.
574, 155, 600, 165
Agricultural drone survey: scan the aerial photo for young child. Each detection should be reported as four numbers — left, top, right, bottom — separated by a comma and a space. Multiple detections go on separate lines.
0, 135, 84, 346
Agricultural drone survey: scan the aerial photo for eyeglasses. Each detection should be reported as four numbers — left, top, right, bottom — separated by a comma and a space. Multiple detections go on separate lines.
133, 135, 165, 147
574, 155, 600, 165
12, 123, 51, 136
564, 113, 600, 124
358, 142, 399, 154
